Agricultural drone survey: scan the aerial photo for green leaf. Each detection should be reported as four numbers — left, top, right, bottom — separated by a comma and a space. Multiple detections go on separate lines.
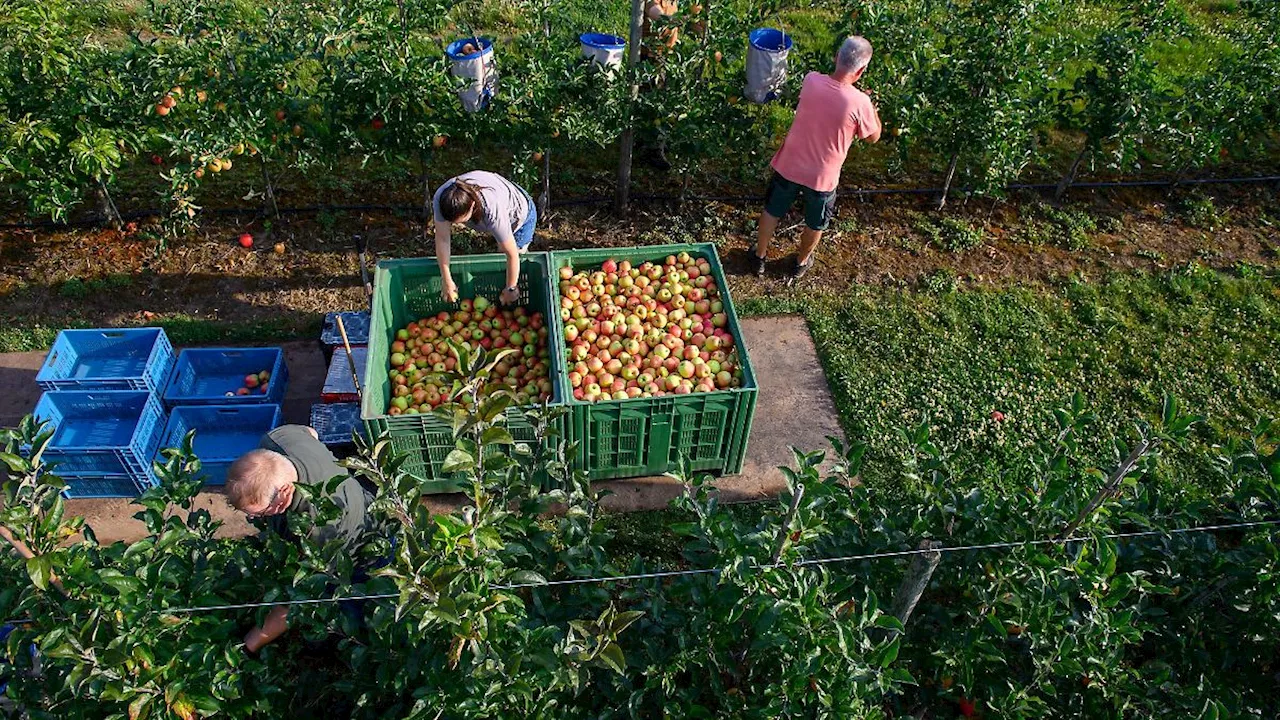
440, 448, 475, 474
598, 642, 627, 673
26, 554, 53, 590
872, 614, 906, 633
481, 426, 515, 446
611, 610, 645, 635
0, 452, 27, 472
509, 570, 547, 586
98, 568, 142, 595
876, 636, 900, 667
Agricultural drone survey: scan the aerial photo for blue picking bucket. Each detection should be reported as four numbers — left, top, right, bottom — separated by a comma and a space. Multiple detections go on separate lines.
445, 37, 497, 112
746, 28, 793, 103
580, 33, 626, 68
445, 36, 494, 61
749, 28, 793, 53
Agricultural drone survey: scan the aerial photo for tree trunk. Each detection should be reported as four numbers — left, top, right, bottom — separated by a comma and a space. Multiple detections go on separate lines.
538, 150, 551, 217
614, 0, 646, 216
1058, 439, 1153, 540
1055, 143, 1090, 201
96, 177, 123, 230
260, 155, 280, 219
420, 154, 432, 224
769, 485, 806, 565
938, 153, 959, 210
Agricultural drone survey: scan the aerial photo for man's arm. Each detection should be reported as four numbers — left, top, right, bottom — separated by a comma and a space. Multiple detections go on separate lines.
862, 96, 883, 144
244, 605, 289, 653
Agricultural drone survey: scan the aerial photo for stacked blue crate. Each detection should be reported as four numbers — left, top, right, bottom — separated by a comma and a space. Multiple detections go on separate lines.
157, 347, 288, 485
31, 330, 292, 497
313, 313, 370, 449
32, 329, 176, 498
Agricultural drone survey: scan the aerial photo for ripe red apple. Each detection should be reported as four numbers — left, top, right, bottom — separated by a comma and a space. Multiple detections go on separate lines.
238, 233, 253, 248
991, 410, 1005, 422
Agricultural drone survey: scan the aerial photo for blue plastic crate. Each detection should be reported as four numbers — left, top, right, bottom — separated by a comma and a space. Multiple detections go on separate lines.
32, 390, 166, 495
36, 328, 175, 392
321, 311, 371, 348
322, 347, 367, 402
159, 405, 282, 485
311, 402, 365, 447
60, 474, 152, 499
163, 348, 288, 407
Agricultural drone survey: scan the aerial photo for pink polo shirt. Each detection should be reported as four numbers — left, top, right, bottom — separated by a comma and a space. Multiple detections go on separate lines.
771, 72, 879, 192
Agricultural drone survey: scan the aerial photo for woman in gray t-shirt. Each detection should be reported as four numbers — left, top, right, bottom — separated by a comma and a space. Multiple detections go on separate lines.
432, 170, 538, 305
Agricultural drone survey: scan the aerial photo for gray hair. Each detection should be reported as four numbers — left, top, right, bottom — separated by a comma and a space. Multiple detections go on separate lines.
836, 36, 873, 74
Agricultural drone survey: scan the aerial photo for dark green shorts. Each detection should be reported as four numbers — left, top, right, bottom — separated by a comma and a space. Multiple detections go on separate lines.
764, 172, 837, 231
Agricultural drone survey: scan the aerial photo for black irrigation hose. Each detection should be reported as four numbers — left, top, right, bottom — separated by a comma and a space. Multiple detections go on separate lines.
1, 174, 1277, 231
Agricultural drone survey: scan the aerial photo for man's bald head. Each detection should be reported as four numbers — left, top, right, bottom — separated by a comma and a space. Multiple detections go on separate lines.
226, 449, 295, 514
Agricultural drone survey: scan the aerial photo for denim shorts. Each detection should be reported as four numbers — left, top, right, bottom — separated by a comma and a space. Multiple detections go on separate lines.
764, 172, 837, 231
515, 192, 538, 250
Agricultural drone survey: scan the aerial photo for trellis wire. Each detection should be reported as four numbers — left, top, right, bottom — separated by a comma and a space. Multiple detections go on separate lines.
5, 518, 1273, 624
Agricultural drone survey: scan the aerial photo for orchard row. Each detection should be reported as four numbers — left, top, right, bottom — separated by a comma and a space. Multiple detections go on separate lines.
2, 0, 1277, 226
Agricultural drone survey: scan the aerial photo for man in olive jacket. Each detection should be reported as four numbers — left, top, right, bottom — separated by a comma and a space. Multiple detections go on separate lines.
225, 425, 376, 652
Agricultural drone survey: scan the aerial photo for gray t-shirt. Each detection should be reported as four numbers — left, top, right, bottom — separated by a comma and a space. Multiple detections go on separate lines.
260, 425, 374, 551
432, 171, 530, 242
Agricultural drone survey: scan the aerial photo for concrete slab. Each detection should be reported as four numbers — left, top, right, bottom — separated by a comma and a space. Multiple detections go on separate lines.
3, 317, 844, 542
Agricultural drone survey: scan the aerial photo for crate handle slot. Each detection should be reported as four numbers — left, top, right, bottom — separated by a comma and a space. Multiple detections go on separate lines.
101, 331, 125, 338
217, 408, 241, 415
221, 351, 244, 358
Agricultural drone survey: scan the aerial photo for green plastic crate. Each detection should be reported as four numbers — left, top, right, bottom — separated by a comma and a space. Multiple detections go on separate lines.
362, 253, 566, 493
548, 243, 757, 480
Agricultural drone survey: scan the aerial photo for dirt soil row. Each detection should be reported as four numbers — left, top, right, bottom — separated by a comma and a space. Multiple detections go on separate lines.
0, 181, 1276, 332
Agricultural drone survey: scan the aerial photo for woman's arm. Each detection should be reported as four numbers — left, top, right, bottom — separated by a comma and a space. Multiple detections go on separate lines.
496, 235, 521, 305
434, 221, 458, 302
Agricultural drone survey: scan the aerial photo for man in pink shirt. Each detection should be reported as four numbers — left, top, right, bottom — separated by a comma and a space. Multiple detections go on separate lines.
751, 36, 882, 279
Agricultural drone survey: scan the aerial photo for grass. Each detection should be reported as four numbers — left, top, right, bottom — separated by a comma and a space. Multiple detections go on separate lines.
739, 267, 1280, 503
604, 266, 1280, 561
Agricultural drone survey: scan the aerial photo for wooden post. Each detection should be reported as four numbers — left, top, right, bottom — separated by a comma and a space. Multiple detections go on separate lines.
872, 539, 940, 642
769, 484, 805, 565
614, 0, 645, 216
